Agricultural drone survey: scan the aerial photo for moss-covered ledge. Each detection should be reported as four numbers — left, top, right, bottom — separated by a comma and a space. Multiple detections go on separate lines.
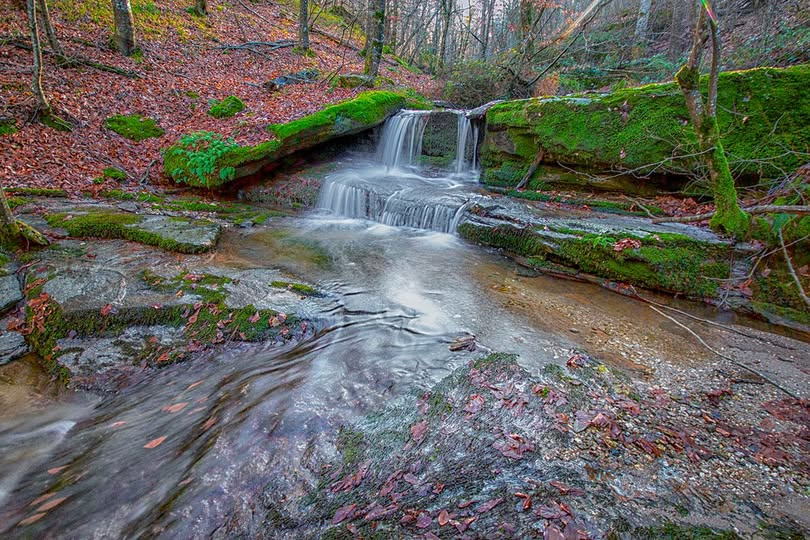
481, 65, 810, 189
164, 91, 431, 188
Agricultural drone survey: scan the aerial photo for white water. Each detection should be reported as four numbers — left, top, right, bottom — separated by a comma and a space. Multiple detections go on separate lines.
319, 110, 482, 233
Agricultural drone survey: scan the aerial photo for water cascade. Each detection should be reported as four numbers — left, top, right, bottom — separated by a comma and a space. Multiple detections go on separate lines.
318, 109, 482, 233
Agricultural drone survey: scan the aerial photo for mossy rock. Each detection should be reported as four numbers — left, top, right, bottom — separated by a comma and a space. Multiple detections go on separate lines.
335, 73, 374, 89
481, 65, 810, 189
102, 167, 128, 180
208, 96, 246, 118
164, 91, 432, 188
104, 113, 165, 141
43, 210, 220, 253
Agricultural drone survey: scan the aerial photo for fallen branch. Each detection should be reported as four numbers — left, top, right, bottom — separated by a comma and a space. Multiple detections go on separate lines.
515, 150, 545, 190
216, 40, 296, 52
653, 205, 810, 224
778, 228, 810, 308
649, 305, 798, 399
311, 28, 398, 66
1, 37, 139, 78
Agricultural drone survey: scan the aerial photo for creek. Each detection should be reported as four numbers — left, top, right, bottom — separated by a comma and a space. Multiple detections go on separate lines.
0, 110, 797, 537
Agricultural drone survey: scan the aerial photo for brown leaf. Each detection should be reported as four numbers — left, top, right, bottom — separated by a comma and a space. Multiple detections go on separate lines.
144, 436, 167, 449
475, 497, 502, 514
332, 503, 356, 524
415, 511, 432, 528
464, 394, 485, 415
410, 420, 428, 443
18, 513, 47, 526
544, 524, 565, 540
47, 466, 66, 475
438, 509, 450, 526
162, 402, 188, 413
249, 311, 260, 323
28, 493, 56, 507
35, 496, 67, 512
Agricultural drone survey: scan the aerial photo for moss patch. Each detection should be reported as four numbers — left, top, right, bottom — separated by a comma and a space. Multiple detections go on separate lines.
269, 280, 319, 296
164, 91, 431, 188
104, 114, 165, 141
0, 118, 18, 136
481, 65, 810, 189
207, 96, 245, 118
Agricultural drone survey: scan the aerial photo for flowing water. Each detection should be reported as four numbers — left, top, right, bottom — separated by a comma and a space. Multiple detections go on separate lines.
0, 111, 787, 537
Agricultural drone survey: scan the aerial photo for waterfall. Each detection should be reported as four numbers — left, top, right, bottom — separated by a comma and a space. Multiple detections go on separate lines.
377, 110, 430, 168
318, 109, 482, 233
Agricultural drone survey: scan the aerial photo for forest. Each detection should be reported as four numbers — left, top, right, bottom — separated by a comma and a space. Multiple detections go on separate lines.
0, 0, 808, 538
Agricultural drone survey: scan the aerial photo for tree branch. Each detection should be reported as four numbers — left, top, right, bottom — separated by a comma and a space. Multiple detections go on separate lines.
652, 205, 810, 223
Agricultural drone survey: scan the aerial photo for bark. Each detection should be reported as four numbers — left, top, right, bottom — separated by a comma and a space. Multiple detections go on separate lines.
675, 10, 748, 238
112, 0, 137, 56
298, 0, 309, 51
36, 0, 65, 59
0, 181, 20, 248
364, 0, 385, 78
26, 0, 50, 114
195, 0, 207, 16
633, 0, 652, 50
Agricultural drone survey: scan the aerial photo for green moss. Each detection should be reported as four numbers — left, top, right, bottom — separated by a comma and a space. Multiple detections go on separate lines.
269, 280, 319, 296
7, 197, 29, 209
482, 65, 810, 188
337, 426, 366, 466
207, 96, 246, 118
459, 223, 731, 299
5, 187, 67, 197
0, 118, 18, 136
166, 91, 429, 188
43, 211, 214, 254
104, 114, 165, 141
102, 167, 128, 180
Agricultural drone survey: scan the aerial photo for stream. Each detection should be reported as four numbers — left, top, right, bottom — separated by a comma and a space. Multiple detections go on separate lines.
0, 111, 804, 538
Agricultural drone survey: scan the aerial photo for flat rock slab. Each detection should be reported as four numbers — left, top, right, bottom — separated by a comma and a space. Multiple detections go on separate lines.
0, 331, 27, 365
132, 215, 221, 253
0, 274, 22, 314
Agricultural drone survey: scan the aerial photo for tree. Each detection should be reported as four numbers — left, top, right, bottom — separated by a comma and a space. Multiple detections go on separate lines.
112, 0, 137, 56
675, 5, 748, 237
298, 0, 310, 52
633, 0, 652, 57
195, 0, 207, 16
364, 0, 385, 78
36, 0, 66, 60
26, 0, 50, 116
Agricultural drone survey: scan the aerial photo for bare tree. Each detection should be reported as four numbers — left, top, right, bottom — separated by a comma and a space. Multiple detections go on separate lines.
36, 0, 65, 59
364, 0, 385, 78
26, 0, 50, 115
112, 0, 137, 56
675, 7, 748, 237
299, 0, 310, 52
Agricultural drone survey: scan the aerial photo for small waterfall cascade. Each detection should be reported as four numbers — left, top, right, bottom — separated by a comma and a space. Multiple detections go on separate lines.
377, 110, 431, 168
318, 109, 482, 233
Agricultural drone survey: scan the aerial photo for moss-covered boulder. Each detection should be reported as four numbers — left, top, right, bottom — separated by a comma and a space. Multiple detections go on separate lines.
164, 91, 431, 188
481, 65, 810, 190
208, 95, 245, 118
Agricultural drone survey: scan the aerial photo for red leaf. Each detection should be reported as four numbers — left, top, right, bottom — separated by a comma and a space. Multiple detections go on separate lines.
438, 509, 450, 526
410, 420, 428, 443
544, 523, 565, 540
144, 436, 167, 449
100, 304, 113, 316
162, 402, 188, 413
415, 511, 432, 528
249, 311, 260, 323
332, 503, 356, 524
475, 497, 502, 514
464, 394, 485, 415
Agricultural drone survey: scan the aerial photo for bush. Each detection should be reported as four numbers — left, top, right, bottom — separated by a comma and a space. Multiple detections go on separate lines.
442, 61, 508, 108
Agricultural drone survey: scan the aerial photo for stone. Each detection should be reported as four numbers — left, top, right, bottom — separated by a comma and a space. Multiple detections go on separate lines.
129, 215, 221, 253
0, 331, 27, 365
0, 274, 22, 314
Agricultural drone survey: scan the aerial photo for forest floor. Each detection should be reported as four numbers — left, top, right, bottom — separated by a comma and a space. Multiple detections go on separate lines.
0, 0, 434, 193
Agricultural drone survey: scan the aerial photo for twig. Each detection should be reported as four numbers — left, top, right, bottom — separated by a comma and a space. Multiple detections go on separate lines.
649, 305, 798, 399
653, 205, 810, 224
778, 228, 810, 308
1, 38, 139, 78
623, 196, 656, 218
140, 159, 158, 185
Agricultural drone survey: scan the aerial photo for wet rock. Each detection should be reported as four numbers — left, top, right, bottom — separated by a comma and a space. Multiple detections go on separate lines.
132, 214, 221, 253
0, 274, 22, 314
0, 331, 27, 365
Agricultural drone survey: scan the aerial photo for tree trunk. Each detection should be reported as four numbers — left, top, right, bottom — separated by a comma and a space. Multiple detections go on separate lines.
675, 10, 748, 238
633, 0, 652, 54
364, 0, 385, 78
298, 0, 309, 51
26, 0, 50, 114
0, 182, 21, 250
37, 0, 65, 59
195, 0, 207, 16
112, 0, 136, 56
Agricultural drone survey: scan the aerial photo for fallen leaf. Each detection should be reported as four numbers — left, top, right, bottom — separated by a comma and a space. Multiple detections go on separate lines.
47, 466, 66, 475
464, 394, 485, 414
544, 523, 565, 540
18, 513, 46, 526
110, 421, 127, 428
410, 420, 428, 443
187, 381, 203, 390
415, 511, 432, 528
144, 436, 167, 449
438, 509, 450, 526
475, 497, 502, 514
332, 503, 356, 524
28, 493, 55, 507
35, 496, 67, 512
162, 402, 189, 413
249, 311, 261, 323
